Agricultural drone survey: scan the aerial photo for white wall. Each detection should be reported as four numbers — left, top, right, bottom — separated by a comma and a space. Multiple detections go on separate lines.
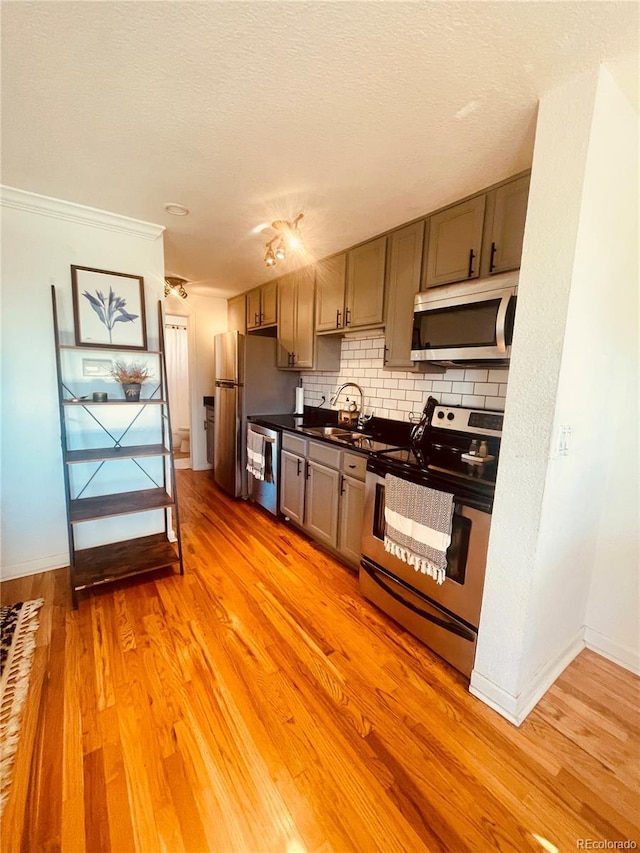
163, 291, 228, 470
0, 187, 165, 579
471, 66, 639, 724
582, 71, 639, 672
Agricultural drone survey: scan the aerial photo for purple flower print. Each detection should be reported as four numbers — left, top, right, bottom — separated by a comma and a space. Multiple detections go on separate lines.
83, 287, 139, 343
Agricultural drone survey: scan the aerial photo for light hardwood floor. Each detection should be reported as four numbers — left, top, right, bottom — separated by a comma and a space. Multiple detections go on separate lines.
1, 469, 639, 852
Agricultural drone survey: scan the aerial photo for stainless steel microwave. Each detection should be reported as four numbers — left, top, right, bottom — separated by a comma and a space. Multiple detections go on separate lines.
411, 273, 518, 366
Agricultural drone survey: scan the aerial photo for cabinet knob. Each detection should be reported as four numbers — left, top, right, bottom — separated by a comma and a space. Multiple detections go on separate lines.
254, 312, 259, 326
336, 309, 342, 328
340, 475, 346, 495
296, 458, 302, 476
345, 307, 351, 326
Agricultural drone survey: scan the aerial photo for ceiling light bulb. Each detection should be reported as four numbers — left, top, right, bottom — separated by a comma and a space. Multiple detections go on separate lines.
288, 233, 301, 250
264, 245, 276, 266
275, 240, 286, 260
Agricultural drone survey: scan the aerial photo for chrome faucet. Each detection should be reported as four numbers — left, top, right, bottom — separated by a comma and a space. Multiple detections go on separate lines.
330, 382, 365, 425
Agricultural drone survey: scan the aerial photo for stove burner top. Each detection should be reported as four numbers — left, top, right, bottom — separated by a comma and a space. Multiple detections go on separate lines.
376, 444, 498, 486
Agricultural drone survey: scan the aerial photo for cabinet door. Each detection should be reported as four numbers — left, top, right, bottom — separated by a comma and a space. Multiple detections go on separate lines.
384, 221, 424, 369
315, 254, 347, 333
261, 280, 278, 326
280, 450, 305, 524
424, 196, 486, 288
246, 288, 262, 330
277, 274, 296, 369
338, 475, 365, 565
292, 267, 315, 369
488, 175, 530, 274
227, 295, 246, 334
304, 461, 339, 548
345, 236, 386, 329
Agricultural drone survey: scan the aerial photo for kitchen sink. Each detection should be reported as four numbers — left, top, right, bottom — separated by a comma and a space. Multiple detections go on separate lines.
305, 426, 352, 437
304, 426, 372, 443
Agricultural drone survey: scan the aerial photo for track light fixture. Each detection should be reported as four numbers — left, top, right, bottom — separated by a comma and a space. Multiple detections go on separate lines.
263, 213, 304, 267
164, 276, 188, 299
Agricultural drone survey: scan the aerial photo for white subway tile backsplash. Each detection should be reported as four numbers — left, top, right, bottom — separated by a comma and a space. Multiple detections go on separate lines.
462, 394, 486, 408
451, 382, 475, 395
444, 368, 466, 381
473, 383, 499, 396
440, 393, 463, 406
464, 369, 488, 382
485, 397, 506, 410
301, 332, 509, 424
431, 381, 453, 393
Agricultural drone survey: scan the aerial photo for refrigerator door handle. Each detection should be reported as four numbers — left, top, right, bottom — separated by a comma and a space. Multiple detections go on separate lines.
215, 380, 236, 388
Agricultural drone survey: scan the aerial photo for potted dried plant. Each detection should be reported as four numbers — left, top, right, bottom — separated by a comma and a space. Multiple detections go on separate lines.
110, 360, 153, 401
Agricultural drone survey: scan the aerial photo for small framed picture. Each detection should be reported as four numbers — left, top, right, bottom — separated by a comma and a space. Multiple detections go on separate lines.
71, 265, 147, 350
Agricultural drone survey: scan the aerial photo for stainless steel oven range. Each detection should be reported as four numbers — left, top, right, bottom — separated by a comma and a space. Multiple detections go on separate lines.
360, 405, 504, 678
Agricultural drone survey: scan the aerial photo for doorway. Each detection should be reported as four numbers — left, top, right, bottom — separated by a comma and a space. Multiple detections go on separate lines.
164, 314, 191, 470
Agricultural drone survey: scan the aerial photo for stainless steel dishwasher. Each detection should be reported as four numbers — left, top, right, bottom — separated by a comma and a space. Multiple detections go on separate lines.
247, 423, 279, 516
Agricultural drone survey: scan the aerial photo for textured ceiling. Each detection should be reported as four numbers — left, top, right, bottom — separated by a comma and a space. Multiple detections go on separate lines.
2, 1, 638, 298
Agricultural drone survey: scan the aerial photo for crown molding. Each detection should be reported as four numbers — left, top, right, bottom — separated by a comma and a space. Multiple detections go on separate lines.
0, 185, 165, 240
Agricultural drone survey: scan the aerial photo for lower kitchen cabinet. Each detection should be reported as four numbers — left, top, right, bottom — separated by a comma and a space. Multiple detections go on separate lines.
337, 474, 365, 564
280, 448, 306, 524
280, 434, 366, 569
304, 460, 340, 549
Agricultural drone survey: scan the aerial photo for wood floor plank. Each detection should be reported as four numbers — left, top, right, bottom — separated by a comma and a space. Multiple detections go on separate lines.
1, 469, 638, 851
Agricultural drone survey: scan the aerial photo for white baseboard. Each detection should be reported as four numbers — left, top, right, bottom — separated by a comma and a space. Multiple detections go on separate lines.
470, 628, 585, 726
584, 627, 640, 675
1, 552, 69, 582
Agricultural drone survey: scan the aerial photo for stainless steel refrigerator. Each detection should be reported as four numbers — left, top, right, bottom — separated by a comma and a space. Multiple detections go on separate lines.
213, 331, 299, 497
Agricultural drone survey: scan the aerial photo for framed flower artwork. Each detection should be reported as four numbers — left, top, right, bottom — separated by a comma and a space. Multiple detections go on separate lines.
71, 265, 147, 350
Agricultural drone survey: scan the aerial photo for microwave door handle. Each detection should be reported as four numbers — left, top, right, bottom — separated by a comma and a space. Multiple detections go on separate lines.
495, 294, 510, 353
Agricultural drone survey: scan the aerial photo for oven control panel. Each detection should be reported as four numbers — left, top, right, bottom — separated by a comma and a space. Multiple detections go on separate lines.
433, 406, 503, 437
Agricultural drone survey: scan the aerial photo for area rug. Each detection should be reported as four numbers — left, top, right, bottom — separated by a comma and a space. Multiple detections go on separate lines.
0, 598, 44, 814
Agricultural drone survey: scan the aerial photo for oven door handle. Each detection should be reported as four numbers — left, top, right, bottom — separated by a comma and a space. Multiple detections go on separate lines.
360, 562, 476, 641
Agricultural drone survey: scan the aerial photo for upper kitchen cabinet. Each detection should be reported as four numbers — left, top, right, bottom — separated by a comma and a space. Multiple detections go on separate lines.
246, 280, 278, 331
277, 267, 341, 371
227, 294, 246, 334
315, 254, 347, 332
345, 236, 387, 329
315, 237, 386, 334
424, 196, 486, 289
482, 173, 530, 276
383, 220, 425, 369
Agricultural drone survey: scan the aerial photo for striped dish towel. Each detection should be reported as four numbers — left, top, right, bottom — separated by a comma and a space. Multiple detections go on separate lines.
246, 429, 266, 481
383, 474, 454, 584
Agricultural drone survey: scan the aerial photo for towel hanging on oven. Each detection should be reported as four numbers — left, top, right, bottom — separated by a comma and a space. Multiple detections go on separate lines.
383, 474, 454, 584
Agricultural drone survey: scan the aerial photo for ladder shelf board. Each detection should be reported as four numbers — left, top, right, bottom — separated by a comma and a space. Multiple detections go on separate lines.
69, 488, 174, 522
65, 444, 170, 464
63, 398, 166, 406
72, 533, 180, 590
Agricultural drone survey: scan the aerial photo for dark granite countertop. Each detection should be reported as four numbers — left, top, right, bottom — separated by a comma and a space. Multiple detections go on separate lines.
248, 409, 411, 454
